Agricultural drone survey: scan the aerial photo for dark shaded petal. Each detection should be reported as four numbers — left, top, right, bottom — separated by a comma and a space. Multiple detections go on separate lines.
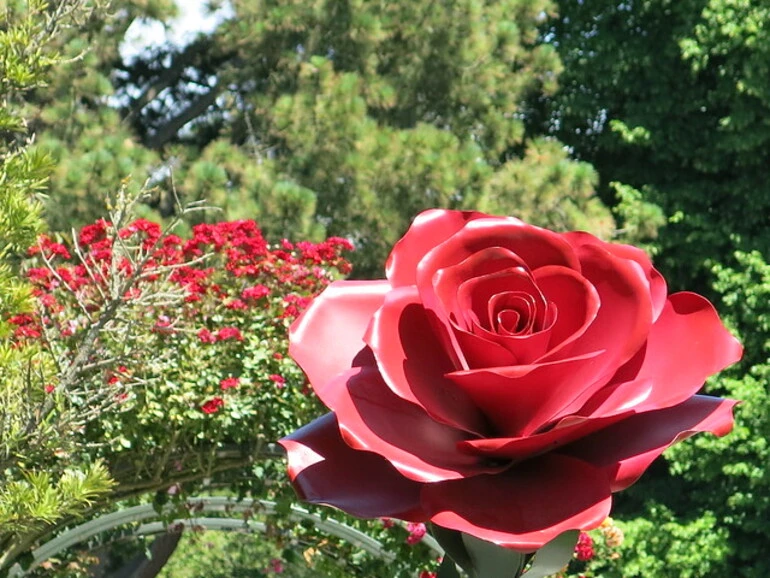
562, 395, 737, 491
458, 413, 628, 462
323, 365, 499, 482
422, 454, 612, 552
279, 413, 428, 520
289, 280, 389, 393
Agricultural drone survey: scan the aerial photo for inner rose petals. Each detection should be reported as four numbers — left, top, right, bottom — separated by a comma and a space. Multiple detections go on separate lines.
431, 247, 531, 327
450, 272, 554, 367
421, 454, 612, 552
538, 243, 654, 415
364, 286, 489, 434
532, 266, 599, 358
459, 271, 545, 332
564, 232, 668, 321
326, 365, 500, 483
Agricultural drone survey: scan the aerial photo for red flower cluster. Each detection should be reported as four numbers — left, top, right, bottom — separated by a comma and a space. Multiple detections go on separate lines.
201, 397, 225, 414
10, 218, 354, 414
220, 377, 240, 390
406, 522, 427, 545
574, 532, 594, 562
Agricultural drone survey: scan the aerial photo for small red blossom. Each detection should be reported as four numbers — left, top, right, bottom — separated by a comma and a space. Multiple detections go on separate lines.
269, 374, 286, 388
225, 298, 248, 310
29, 236, 72, 260
575, 532, 594, 562
78, 219, 109, 246
272, 352, 283, 360
152, 315, 175, 334
216, 326, 244, 342
14, 325, 41, 339
406, 522, 427, 545
241, 284, 270, 300
201, 397, 224, 414
37, 293, 58, 308
197, 328, 216, 343
419, 572, 437, 578
8, 314, 34, 326
118, 219, 162, 248
220, 376, 240, 390
44, 384, 55, 394
381, 517, 395, 529
269, 558, 284, 574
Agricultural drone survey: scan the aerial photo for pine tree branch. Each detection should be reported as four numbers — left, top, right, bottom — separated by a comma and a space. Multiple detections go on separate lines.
143, 87, 221, 149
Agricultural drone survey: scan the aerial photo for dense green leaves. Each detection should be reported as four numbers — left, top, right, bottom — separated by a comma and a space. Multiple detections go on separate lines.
537, 2, 770, 576
34, 0, 615, 277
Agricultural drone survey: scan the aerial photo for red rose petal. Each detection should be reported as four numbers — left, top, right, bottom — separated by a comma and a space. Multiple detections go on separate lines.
451, 327, 519, 368
386, 210, 488, 287
422, 454, 612, 552
457, 268, 546, 331
446, 351, 605, 437
289, 280, 390, 392
418, 218, 581, 283
431, 247, 530, 328
540, 242, 653, 415
562, 395, 737, 491
365, 286, 489, 434
580, 292, 743, 417
279, 413, 428, 520
433, 255, 559, 366
458, 412, 628, 462
324, 365, 498, 482
532, 265, 599, 358
564, 232, 668, 321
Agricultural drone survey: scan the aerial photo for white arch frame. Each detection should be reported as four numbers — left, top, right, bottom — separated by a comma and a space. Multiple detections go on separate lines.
9, 497, 442, 576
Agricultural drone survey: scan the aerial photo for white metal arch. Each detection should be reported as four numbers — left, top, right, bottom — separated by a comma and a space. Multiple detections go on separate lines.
10, 497, 442, 576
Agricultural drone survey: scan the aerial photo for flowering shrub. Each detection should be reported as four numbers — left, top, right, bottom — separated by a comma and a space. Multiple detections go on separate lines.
10, 213, 442, 577
12, 218, 353, 496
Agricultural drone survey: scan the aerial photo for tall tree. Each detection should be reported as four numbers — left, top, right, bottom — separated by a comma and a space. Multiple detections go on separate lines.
534, 2, 770, 576
38, 0, 617, 276
534, 0, 770, 292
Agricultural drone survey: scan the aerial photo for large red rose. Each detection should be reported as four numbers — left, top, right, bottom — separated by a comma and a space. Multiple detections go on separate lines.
279, 210, 742, 551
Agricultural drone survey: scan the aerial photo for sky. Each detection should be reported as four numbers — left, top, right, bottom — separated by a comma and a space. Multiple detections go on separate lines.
120, 0, 233, 61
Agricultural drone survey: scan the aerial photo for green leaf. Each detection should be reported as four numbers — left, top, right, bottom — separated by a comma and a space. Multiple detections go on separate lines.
462, 533, 527, 578
431, 524, 474, 574
437, 556, 463, 578
520, 531, 579, 578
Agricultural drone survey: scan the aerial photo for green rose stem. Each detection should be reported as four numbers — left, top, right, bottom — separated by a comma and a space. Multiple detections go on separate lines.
432, 525, 579, 578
